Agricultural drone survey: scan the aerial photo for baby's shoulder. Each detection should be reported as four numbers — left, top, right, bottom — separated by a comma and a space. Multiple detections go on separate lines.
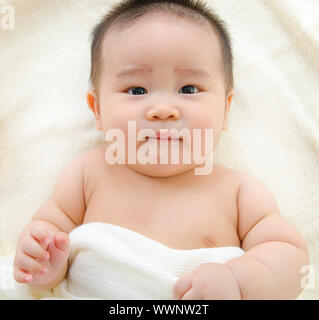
233, 169, 280, 241
212, 163, 244, 184
214, 165, 265, 187
213, 165, 278, 210
78, 145, 106, 168
65, 146, 107, 189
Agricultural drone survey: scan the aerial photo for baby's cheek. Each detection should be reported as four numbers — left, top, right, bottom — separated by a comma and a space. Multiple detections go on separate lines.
189, 116, 224, 151
189, 115, 218, 135
101, 108, 128, 131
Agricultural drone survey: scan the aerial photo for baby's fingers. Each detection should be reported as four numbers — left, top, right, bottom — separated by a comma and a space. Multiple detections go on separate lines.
30, 221, 51, 249
173, 272, 193, 299
21, 237, 50, 262
180, 288, 201, 300
54, 233, 69, 251
13, 267, 33, 283
14, 252, 47, 275
46, 232, 70, 269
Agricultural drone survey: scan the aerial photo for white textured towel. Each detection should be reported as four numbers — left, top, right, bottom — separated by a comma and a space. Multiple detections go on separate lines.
1, 0, 318, 299
0, 222, 245, 300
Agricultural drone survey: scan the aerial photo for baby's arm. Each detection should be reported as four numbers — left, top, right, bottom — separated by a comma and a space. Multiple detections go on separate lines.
225, 173, 309, 299
13, 153, 87, 291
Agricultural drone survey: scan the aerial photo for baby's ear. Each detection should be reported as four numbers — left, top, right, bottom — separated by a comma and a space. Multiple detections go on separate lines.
223, 91, 234, 131
86, 90, 102, 130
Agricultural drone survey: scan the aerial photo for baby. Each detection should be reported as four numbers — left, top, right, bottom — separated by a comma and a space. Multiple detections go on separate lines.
13, 0, 309, 299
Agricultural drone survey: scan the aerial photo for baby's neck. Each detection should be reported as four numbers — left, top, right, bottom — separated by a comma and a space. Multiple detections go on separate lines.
107, 162, 217, 188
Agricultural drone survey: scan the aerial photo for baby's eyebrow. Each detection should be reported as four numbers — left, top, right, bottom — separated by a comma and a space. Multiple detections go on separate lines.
115, 67, 210, 79
174, 67, 211, 78
116, 68, 151, 78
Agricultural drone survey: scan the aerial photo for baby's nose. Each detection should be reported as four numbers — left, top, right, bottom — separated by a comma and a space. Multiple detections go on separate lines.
146, 106, 180, 121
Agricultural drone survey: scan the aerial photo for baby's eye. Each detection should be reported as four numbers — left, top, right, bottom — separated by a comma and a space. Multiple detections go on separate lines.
125, 85, 200, 95
178, 85, 200, 94
126, 87, 148, 95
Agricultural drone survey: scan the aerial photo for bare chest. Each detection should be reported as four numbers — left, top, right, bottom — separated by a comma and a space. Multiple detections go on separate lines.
83, 166, 241, 250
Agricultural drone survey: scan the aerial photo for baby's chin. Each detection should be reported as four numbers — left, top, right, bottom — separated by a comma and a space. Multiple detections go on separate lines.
126, 162, 196, 178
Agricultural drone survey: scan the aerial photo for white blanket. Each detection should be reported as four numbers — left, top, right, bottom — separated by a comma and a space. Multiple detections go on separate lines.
0, 0, 318, 299
0, 222, 245, 300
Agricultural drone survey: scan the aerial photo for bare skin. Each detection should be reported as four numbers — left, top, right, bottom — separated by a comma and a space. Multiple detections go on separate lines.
13, 13, 309, 299
13, 145, 309, 299
83, 146, 241, 250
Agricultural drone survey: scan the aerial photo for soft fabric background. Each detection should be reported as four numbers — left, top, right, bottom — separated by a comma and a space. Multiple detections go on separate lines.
0, 0, 318, 299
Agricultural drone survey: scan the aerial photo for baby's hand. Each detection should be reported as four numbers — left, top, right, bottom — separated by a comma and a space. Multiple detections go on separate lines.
173, 262, 241, 300
13, 221, 70, 286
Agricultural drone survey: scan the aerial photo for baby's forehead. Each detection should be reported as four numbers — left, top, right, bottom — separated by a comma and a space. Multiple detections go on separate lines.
102, 22, 222, 70
90, 7, 232, 93
103, 13, 219, 48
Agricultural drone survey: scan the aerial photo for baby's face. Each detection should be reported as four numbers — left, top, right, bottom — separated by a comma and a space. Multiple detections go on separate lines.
88, 13, 233, 177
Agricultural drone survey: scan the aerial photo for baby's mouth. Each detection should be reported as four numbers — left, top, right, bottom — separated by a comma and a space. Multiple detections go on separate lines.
145, 131, 183, 141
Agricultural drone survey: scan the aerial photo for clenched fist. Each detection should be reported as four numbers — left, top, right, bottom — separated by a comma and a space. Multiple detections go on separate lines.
173, 262, 242, 300
13, 220, 70, 288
